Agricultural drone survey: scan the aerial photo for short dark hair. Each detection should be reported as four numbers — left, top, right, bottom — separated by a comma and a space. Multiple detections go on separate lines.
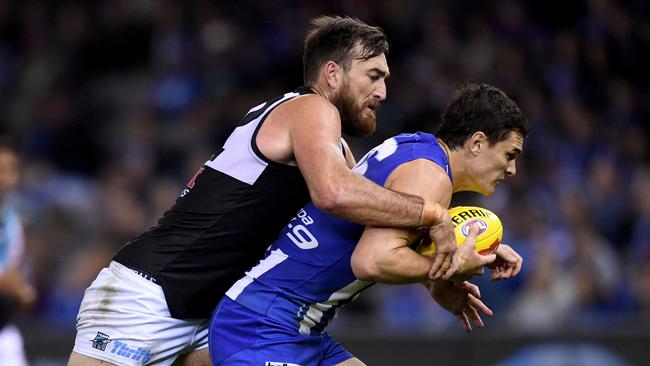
303, 16, 389, 85
436, 83, 530, 149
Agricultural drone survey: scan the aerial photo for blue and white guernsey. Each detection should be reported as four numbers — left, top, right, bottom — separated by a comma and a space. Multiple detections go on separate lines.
225, 132, 452, 335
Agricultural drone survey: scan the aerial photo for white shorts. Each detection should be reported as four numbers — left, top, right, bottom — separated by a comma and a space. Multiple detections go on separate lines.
73, 261, 209, 366
0, 324, 28, 366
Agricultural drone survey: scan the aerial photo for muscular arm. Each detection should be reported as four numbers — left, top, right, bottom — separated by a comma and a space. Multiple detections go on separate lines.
289, 95, 445, 228
350, 159, 452, 283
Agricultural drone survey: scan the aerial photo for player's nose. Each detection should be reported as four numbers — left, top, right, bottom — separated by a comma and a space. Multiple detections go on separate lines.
373, 80, 387, 101
506, 160, 516, 176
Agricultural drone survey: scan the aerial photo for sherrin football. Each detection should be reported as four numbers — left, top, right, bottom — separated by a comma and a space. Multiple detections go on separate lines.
416, 206, 502, 256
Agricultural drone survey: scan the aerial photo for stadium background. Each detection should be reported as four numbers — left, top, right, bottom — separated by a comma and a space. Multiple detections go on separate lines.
1, 0, 649, 364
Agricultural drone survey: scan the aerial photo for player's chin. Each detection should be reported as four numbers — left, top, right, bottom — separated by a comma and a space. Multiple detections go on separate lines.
356, 116, 377, 137
361, 109, 376, 122
477, 184, 495, 197
487, 179, 504, 194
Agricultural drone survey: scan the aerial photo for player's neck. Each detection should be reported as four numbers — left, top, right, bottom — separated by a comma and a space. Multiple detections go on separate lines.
309, 83, 333, 101
438, 139, 470, 193
437, 139, 456, 173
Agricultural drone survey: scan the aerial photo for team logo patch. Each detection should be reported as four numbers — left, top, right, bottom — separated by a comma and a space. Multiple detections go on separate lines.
90, 332, 112, 351
460, 219, 488, 237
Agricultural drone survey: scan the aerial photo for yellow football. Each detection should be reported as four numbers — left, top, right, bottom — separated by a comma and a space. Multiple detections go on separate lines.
416, 206, 502, 256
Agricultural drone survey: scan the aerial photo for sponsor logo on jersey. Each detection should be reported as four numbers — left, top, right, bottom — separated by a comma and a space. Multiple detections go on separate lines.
90, 332, 111, 351
265, 362, 303, 366
110, 340, 153, 364
180, 167, 205, 197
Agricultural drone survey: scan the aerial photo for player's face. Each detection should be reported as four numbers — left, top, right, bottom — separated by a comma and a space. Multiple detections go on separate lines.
334, 52, 389, 137
0, 149, 19, 198
470, 131, 524, 196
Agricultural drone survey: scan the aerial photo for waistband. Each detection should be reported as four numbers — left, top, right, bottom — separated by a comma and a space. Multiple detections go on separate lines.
129, 268, 157, 284
112, 261, 158, 284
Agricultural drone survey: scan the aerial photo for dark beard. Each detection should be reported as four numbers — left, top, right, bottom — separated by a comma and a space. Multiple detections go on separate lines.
332, 83, 378, 138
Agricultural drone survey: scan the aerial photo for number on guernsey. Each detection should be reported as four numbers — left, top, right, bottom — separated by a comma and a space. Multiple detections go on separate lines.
286, 209, 319, 249
353, 137, 398, 175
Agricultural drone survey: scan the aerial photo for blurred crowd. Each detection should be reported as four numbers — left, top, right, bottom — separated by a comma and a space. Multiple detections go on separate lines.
0, 0, 649, 337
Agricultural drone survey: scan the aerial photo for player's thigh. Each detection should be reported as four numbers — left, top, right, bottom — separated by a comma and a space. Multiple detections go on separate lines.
335, 358, 366, 366
320, 332, 356, 366
218, 329, 355, 366
217, 342, 319, 366
210, 301, 318, 365
173, 348, 211, 366
68, 351, 119, 366
73, 262, 208, 366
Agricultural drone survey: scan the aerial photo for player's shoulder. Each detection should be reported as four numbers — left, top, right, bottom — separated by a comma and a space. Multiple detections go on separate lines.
394, 158, 450, 180
383, 132, 443, 158
386, 157, 452, 201
277, 93, 338, 119
392, 131, 438, 145
387, 132, 451, 179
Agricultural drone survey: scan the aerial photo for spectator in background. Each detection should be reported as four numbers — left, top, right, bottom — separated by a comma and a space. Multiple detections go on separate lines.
0, 138, 36, 366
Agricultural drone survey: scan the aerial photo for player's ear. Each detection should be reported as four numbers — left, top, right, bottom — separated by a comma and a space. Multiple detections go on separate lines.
323, 61, 341, 89
468, 131, 487, 156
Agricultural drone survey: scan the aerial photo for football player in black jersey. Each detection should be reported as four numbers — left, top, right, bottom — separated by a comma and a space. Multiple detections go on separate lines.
69, 16, 472, 366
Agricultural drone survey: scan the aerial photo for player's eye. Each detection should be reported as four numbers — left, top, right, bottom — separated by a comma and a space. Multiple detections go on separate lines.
369, 74, 380, 81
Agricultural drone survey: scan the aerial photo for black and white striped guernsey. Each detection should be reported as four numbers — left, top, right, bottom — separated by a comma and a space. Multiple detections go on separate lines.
113, 87, 314, 319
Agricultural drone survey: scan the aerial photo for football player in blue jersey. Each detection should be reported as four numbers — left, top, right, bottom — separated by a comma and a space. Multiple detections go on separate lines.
209, 83, 529, 366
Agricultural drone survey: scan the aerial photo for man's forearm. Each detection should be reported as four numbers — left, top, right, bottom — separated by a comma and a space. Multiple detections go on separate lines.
322, 174, 445, 228
354, 245, 433, 284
